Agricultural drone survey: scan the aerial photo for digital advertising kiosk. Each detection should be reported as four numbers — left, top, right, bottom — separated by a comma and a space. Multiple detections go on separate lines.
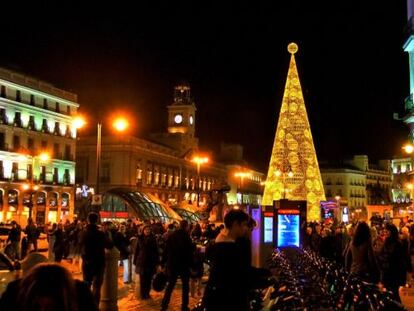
253, 199, 307, 267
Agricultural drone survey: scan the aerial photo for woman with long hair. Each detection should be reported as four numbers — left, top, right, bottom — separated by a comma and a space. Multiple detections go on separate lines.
378, 223, 407, 302
345, 222, 379, 283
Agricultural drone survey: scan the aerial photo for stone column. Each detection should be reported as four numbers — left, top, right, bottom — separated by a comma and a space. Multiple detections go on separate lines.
100, 247, 120, 311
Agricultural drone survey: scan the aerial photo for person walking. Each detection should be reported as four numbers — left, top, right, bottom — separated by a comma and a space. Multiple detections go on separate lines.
47, 223, 57, 261
114, 224, 131, 284
7, 221, 21, 260
161, 220, 193, 311
79, 212, 113, 307
53, 223, 65, 263
24, 218, 39, 252
133, 224, 159, 299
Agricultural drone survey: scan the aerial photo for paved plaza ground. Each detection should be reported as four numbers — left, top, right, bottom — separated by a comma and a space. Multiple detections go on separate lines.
60, 259, 414, 310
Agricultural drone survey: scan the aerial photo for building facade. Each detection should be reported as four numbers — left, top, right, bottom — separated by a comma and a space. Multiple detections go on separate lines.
75, 84, 229, 218
321, 168, 367, 209
0, 67, 78, 225
321, 155, 393, 219
76, 134, 227, 207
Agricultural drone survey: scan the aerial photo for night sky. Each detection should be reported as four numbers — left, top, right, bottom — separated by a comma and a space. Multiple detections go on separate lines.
0, 2, 410, 171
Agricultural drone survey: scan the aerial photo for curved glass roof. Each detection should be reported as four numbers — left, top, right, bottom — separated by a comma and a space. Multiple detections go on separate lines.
173, 207, 201, 223
102, 188, 181, 222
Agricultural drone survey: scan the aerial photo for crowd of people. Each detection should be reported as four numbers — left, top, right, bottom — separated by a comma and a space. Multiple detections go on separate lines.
1, 210, 411, 310
0, 211, 253, 311
303, 218, 414, 303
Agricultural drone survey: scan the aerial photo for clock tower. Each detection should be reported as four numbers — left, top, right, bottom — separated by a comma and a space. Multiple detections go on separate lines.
167, 83, 196, 137
151, 83, 199, 154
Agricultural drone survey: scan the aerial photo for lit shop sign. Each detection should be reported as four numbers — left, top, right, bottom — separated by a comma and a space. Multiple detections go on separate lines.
264, 216, 274, 243
342, 207, 349, 223
277, 214, 300, 248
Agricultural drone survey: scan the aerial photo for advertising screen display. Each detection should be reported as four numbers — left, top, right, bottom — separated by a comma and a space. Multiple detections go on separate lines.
277, 214, 300, 247
264, 216, 274, 243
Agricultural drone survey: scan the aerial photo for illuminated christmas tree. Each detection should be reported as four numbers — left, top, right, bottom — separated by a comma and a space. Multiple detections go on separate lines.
262, 43, 325, 221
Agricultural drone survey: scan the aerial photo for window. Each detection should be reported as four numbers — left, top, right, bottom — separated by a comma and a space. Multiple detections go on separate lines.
13, 112, 22, 127
64, 145, 71, 160
41, 140, 47, 149
28, 115, 35, 130
53, 167, 59, 184
53, 143, 60, 158
27, 138, 34, 150
0, 133, 5, 150
64, 169, 70, 184
30, 95, 35, 106
40, 166, 46, 183
15, 90, 21, 102
53, 122, 61, 135
66, 105, 71, 115
12, 162, 18, 180
65, 125, 71, 138
55, 102, 60, 113
13, 135, 20, 151
101, 162, 110, 182
41, 119, 49, 133
0, 161, 4, 179
27, 164, 33, 181
136, 164, 142, 183
0, 86, 5, 98
0, 109, 6, 124
43, 98, 48, 109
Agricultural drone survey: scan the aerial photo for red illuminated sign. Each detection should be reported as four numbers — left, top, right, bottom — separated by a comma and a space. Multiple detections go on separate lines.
277, 209, 300, 215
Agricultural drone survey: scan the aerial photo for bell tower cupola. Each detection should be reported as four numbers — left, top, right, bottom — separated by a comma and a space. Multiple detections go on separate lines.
167, 83, 196, 137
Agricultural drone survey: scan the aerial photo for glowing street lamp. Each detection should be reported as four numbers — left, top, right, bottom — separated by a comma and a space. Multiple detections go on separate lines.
75, 115, 129, 197
191, 156, 209, 207
403, 144, 414, 154
113, 117, 129, 132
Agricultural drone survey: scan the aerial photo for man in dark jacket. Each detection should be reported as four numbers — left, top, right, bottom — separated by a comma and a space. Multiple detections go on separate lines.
114, 224, 131, 284
202, 210, 251, 311
7, 221, 21, 260
24, 218, 39, 252
161, 220, 193, 311
79, 212, 112, 307
134, 225, 159, 299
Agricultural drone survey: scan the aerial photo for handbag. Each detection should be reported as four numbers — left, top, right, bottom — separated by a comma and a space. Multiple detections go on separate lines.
152, 271, 167, 292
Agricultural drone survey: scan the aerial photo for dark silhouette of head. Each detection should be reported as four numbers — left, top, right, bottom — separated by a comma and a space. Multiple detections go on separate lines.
17, 263, 78, 311
352, 222, 371, 247
87, 212, 99, 225
179, 220, 189, 231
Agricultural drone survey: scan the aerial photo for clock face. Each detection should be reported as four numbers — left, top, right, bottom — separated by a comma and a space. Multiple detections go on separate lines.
189, 115, 194, 125
174, 114, 183, 124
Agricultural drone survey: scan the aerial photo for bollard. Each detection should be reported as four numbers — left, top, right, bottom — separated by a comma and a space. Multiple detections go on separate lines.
100, 247, 120, 311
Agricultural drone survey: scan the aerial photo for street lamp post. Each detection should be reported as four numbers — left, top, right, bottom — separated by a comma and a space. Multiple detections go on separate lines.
74, 116, 129, 199
191, 156, 209, 207
22, 152, 50, 220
